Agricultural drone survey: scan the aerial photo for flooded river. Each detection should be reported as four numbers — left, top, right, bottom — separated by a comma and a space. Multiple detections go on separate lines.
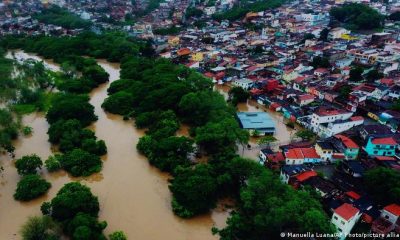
0, 51, 227, 240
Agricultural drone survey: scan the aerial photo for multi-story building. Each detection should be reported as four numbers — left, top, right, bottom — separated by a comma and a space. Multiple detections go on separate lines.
331, 203, 361, 240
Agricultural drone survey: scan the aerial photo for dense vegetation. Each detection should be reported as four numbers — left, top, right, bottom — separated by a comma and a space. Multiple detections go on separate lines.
20, 216, 61, 240
14, 174, 51, 201
0, 32, 144, 63
41, 182, 107, 239
330, 3, 384, 30
0, 34, 117, 177
15, 154, 43, 175
14, 155, 51, 201
44, 93, 104, 176
212, 0, 284, 21
33, 6, 91, 29
228, 86, 250, 106
102, 46, 333, 235
365, 167, 400, 205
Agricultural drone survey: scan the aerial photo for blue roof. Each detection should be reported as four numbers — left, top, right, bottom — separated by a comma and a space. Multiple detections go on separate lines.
236, 112, 275, 130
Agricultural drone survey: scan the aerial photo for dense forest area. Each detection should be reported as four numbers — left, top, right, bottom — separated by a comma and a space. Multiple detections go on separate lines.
1, 32, 334, 239
330, 3, 385, 30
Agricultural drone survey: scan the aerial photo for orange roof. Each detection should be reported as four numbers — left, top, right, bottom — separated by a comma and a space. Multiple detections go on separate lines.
177, 48, 191, 56
335, 203, 359, 221
384, 204, 400, 216
335, 135, 359, 149
371, 137, 397, 145
285, 148, 320, 159
295, 171, 317, 182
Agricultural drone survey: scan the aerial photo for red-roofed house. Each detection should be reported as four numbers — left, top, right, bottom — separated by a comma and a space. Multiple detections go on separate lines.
285, 148, 321, 165
331, 203, 361, 239
295, 170, 317, 182
372, 204, 400, 235
365, 137, 398, 157
296, 94, 315, 106
334, 135, 360, 160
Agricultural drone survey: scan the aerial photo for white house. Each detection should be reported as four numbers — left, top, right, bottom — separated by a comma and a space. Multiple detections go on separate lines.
317, 116, 364, 138
331, 203, 361, 240
233, 78, 253, 90
328, 27, 351, 40
310, 107, 364, 138
284, 148, 321, 165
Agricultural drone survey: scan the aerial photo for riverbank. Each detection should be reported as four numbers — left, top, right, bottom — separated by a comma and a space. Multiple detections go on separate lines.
0, 50, 226, 240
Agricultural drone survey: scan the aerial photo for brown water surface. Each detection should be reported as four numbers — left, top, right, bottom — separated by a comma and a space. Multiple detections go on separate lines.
0, 51, 226, 240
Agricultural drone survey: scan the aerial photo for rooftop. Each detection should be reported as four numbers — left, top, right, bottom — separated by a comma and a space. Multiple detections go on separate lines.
236, 112, 275, 130
334, 203, 359, 221
384, 204, 400, 216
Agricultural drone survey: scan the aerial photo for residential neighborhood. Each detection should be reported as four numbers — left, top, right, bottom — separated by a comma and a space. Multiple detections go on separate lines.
2, 0, 400, 239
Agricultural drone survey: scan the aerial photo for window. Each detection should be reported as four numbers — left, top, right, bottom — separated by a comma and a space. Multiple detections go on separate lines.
334, 216, 338, 220
341, 221, 345, 225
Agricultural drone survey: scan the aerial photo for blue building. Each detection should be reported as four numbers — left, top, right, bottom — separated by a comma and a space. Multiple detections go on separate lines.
236, 112, 276, 136
365, 137, 398, 157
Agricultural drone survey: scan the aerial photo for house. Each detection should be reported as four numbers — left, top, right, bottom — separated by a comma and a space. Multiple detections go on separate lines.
303, 176, 340, 198
372, 204, 400, 235
341, 160, 366, 178
365, 137, 398, 157
290, 170, 318, 189
296, 94, 315, 106
331, 203, 361, 240
312, 108, 364, 138
236, 112, 275, 136
232, 78, 253, 90
315, 140, 335, 162
284, 147, 321, 165
259, 149, 284, 169
311, 107, 353, 133
360, 124, 393, 140
328, 27, 351, 40
280, 164, 312, 184
334, 135, 360, 160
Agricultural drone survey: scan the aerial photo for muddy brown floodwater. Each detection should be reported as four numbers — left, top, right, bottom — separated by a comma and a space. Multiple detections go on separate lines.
0, 51, 228, 240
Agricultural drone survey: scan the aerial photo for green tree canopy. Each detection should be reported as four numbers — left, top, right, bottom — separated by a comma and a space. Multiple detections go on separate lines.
170, 164, 218, 217
43, 182, 100, 221
46, 94, 97, 127
365, 167, 400, 205
14, 174, 51, 201
15, 154, 43, 175
20, 216, 61, 240
60, 149, 102, 177
330, 3, 384, 30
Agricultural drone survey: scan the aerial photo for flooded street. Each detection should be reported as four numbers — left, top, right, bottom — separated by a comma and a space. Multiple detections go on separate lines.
215, 85, 298, 159
0, 51, 226, 240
